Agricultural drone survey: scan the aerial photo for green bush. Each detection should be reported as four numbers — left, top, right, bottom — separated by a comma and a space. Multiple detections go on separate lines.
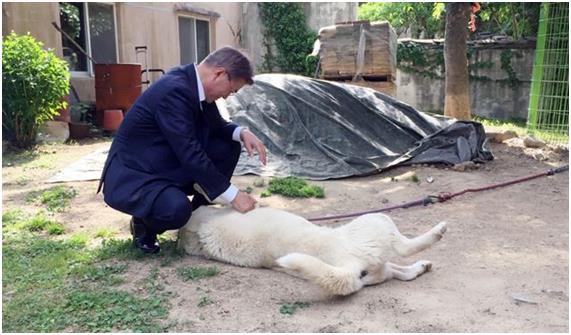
2, 32, 70, 148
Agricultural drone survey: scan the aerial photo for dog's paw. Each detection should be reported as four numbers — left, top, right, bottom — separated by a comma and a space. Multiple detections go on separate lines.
417, 260, 432, 273
433, 221, 447, 239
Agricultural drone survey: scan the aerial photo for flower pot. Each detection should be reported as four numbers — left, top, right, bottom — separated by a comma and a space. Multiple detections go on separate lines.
103, 109, 124, 132
69, 122, 91, 139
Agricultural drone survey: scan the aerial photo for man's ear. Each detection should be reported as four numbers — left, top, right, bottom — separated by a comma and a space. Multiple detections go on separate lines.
212, 67, 226, 79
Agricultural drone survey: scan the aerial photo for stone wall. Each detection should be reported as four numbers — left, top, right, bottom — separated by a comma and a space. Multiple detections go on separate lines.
396, 46, 535, 120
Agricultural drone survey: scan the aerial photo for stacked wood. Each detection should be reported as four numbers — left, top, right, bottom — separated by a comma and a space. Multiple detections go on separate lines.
318, 21, 397, 80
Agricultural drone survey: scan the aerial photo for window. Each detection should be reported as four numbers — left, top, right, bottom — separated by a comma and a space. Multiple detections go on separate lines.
59, 2, 117, 73
178, 16, 210, 64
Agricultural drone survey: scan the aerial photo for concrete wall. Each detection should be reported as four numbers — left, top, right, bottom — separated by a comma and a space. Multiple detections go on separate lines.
2, 2, 62, 56
396, 48, 535, 120
242, 2, 357, 72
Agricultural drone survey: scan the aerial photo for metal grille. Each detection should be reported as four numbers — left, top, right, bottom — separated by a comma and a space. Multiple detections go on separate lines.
527, 2, 569, 146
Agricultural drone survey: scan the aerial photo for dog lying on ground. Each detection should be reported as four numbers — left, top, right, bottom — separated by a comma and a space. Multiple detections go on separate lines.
177, 206, 447, 296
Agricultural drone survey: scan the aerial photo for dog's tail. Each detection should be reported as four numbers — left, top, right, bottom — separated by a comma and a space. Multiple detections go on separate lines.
392, 221, 447, 257
276, 253, 362, 296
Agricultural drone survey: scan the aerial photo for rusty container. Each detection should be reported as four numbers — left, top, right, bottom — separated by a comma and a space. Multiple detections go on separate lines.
94, 64, 142, 126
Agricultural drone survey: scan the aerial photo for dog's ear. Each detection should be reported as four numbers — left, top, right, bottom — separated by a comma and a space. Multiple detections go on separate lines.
277, 253, 363, 296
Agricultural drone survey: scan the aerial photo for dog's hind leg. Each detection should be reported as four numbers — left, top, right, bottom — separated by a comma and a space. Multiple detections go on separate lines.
391, 221, 447, 257
386, 261, 432, 281
276, 253, 363, 296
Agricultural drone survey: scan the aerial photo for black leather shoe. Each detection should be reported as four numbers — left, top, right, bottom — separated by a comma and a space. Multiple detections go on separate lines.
130, 217, 160, 254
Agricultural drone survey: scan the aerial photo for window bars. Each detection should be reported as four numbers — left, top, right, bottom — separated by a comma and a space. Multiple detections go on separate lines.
527, 2, 569, 146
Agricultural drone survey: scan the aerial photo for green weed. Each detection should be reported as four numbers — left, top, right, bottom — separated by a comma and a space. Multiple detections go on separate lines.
261, 190, 271, 197
71, 262, 128, 286
2, 208, 26, 226
26, 186, 77, 212
279, 301, 310, 315
176, 266, 219, 281
197, 296, 215, 308
46, 222, 65, 235
266, 176, 325, 198
93, 228, 117, 239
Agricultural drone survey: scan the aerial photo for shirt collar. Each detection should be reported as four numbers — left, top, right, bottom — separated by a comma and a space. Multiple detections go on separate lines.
194, 63, 206, 102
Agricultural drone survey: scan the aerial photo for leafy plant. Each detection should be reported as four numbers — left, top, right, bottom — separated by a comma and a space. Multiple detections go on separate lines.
258, 3, 317, 76
176, 266, 219, 281
279, 301, 310, 315
70, 102, 95, 124
197, 296, 215, 308
2, 32, 70, 148
266, 176, 325, 198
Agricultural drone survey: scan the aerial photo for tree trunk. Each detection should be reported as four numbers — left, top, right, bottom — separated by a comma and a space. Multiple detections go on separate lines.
444, 3, 472, 120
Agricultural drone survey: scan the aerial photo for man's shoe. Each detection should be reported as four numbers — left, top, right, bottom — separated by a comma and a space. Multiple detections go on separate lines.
130, 217, 160, 254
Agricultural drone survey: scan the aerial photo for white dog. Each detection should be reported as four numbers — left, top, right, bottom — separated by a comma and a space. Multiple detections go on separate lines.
177, 206, 447, 296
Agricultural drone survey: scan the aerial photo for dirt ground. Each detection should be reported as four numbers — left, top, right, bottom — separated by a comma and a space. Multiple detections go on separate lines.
2, 136, 569, 332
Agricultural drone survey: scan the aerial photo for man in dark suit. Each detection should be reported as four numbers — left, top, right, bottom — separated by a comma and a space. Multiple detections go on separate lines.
98, 47, 266, 254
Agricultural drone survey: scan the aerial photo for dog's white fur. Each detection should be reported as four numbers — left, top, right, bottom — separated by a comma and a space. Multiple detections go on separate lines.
177, 206, 447, 296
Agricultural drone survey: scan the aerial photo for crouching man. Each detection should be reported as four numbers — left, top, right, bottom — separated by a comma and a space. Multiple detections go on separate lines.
98, 47, 267, 253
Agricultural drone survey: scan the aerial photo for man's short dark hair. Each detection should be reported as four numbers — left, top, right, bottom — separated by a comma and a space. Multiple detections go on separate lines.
201, 46, 254, 85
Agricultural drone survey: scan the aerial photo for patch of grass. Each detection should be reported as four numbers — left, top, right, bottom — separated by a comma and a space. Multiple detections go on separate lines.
197, 296, 215, 308
410, 175, 420, 183
26, 186, 77, 212
2, 229, 173, 332
93, 228, 117, 239
279, 301, 310, 315
71, 262, 128, 286
2, 147, 40, 167
95, 238, 183, 265
2, 208, 26, 226
63, 288, 170, 332
265, 176, 325, 198
176, 266, 219, 281
46, 222, 66, 235
261, 190, 271, 198
3, 210, 65, 236
139, 268, 167, 295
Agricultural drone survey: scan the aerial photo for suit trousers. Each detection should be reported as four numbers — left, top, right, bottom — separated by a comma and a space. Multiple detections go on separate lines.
144, 138, 241, 234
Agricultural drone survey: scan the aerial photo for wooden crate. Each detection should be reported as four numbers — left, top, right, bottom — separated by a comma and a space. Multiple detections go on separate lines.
318, 21, 397, 79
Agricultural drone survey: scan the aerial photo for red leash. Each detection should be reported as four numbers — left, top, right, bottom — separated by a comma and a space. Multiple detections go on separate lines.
307, 165, 569, 222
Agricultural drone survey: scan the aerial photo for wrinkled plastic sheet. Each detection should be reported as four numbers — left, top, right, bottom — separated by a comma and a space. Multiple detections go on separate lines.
222, 74, 493, 180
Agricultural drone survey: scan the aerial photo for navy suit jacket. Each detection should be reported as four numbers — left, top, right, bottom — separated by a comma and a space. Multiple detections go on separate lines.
98, 64, 239, 218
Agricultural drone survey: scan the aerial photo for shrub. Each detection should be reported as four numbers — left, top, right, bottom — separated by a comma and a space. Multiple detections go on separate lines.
2, 32, 70, 148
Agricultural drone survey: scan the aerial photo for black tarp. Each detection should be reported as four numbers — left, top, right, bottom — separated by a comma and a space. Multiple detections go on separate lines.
223, 74, 493, 180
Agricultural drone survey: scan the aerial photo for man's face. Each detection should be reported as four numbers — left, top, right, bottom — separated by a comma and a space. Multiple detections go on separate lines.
206, 68, 247, 102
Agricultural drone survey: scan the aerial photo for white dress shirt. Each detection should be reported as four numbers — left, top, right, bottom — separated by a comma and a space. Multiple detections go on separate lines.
194, 64, 242, 204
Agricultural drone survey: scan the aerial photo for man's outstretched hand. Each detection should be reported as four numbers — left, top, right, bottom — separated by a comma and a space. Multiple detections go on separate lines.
231, 190, 257, 213
240, 128, 267, 166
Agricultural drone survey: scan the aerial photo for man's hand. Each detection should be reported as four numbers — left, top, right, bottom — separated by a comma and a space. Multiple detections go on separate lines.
240, 128, 267, 166
231, 190, 257, 213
